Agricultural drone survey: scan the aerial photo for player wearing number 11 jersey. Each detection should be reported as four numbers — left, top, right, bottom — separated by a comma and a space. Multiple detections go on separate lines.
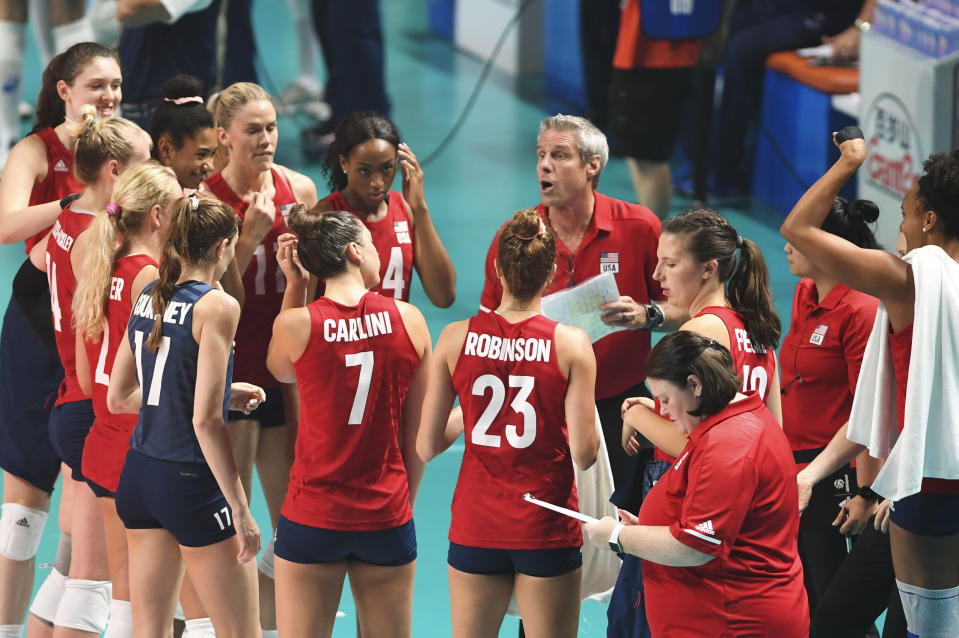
267, 207, 431, 638
418, 209, 598, 638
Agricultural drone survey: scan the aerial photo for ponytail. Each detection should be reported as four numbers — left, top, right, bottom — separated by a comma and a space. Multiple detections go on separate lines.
147, 194, 237, 351
71, 105, 144, 184
74, 162, 179, 342
662, 208, 781, 350
727, 238, 781, 351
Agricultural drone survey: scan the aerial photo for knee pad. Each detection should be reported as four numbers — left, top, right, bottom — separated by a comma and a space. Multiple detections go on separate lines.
102, 599, 132, 638
182, 617, 215, 638
257, 533, 275, 579
29, 568, 66, 623
0, 503, 48, 561
53, 579, 112, 634
897, 579, 959, 638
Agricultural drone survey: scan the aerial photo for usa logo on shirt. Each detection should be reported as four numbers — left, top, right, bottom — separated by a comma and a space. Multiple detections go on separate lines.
394, 220, 411, 245
600, 252, 619, 274
810, 324, 828, 346
280, 203, 295, 226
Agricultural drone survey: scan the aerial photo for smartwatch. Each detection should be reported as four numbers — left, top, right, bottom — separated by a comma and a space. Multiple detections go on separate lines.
642, 302, 665, 330
858, 485, 880, 502
608, 523, 626, 554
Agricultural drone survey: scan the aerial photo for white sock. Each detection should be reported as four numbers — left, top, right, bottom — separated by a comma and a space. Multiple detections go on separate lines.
183, 617, 215, 638
0, 21, 25, 166
52, 18, 94, 55
27, 0, 54, 66
102, 599, 132, 638
261, 630, 278, 638
286, 0, 321, 92
0, 625, 23, 638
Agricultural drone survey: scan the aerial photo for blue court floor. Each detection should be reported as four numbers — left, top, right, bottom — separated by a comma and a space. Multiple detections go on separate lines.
0, 2, 813, 636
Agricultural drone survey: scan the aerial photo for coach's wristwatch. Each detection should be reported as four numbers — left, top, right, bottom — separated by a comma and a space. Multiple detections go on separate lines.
608, 523, 626, 554
642, 302, 665, 330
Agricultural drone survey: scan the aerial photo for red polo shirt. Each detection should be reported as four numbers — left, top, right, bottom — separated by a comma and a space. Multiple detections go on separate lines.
638, 392, 808, 637
479, 192, 662, 398
780, 279, 878, 456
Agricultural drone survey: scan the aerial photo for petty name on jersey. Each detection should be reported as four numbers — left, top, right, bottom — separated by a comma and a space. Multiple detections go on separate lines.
463, 331, 551, 363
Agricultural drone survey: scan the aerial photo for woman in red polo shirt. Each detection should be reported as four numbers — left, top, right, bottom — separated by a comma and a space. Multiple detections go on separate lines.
780, 196, 882, 620
586, 331, 808, 637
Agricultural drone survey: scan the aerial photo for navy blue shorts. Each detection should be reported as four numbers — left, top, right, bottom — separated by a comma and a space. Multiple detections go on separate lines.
447, 543, 582, 578
274, 515, 416, 566
115, 449, 236, 547
48, 399, 95, 481
890, 491, 959, 536
0, 300, 64, 493
228, 386, 285, 428
86, 477, 114, 499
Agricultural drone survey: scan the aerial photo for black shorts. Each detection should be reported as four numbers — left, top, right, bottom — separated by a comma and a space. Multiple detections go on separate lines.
608, 67, 695, 162
48, 400, 95, 482
274, 515, 416, 567
890, 491, 959, 537
115, 449, 236, 547
227, 386, 285, 428
799, 460, 857, 533
447, 543, 582, 578
0, 300, 63, 493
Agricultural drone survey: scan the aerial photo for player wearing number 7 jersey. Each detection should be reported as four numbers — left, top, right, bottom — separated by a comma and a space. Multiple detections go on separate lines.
418, 209, 599, 638
315, 110, 456, 307
108, 195, 264, 638
266, 207, 432, 638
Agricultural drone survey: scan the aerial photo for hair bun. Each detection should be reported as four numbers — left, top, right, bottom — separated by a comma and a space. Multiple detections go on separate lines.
508, 209, 545, 241
849, 199, 880, 224
162, 74, 204, 102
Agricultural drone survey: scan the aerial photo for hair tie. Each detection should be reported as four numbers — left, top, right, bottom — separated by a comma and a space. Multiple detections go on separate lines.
515, 217, 547, 241
154, 314, 161, 321
164, 96, 204, 106
189, 195, 199, 211
79, 118, 98, 138
735, 235, 744, 249
703, 337, 723, 351
106, 202, 120, 218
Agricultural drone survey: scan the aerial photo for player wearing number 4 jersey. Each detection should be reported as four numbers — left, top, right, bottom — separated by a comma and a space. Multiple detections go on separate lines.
315, 110, 455, 307
419, 209, 598, 638
267, 207, 431, 638
109, 194, 264, 638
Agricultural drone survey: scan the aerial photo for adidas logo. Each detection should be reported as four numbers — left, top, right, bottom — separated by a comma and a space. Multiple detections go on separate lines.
54, 160, 68, 172
694, 520, 715, 536
15, 517, 29, 528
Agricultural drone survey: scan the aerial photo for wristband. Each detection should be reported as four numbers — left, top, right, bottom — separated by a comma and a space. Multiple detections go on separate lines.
858, 485, 880, 502
835, 126, 864, 145
59, 193, 80, 209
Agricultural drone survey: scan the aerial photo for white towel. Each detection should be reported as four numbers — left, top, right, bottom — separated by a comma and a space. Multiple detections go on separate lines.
847, 245, 959, 501
506, 407, 620, 617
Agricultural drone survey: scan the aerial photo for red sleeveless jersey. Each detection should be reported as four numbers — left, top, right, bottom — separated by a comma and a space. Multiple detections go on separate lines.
696, 306, 777, 402
81, 254, 157, 492
26, 128, 82, 254
45, 204, 96, 405
321, 190, 414, 301
449, 311, 581, 549
204, 168, 295, 388
282, 292, 420, 530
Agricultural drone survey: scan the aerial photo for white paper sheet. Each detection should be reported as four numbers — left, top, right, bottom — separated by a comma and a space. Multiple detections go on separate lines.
540, 272, 624, 343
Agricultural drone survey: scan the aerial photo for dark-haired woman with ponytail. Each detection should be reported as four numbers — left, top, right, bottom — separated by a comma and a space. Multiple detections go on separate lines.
778, 196, 886, 625
150, 74, 217, 191
783, 132, 959, 638
417, 209, 598, 638
316, 110, 455, 308
622, 208, 782, 459
266, 207, 432, 638
107, 194, 264, 637
585, 331, 808, 637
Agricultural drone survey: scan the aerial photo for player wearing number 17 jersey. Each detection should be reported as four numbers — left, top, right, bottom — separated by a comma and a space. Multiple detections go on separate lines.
418, 209, 598, 638
267, 207, 431, 638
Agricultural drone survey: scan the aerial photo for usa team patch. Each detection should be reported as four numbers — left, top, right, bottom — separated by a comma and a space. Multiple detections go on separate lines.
809, 324, 828, 345
600, 252, 619, 274
394, 220, 411, 244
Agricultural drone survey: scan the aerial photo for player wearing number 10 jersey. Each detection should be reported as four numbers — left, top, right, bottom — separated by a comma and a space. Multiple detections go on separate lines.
419, 209, 598, 638
267, 207, 431, 638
